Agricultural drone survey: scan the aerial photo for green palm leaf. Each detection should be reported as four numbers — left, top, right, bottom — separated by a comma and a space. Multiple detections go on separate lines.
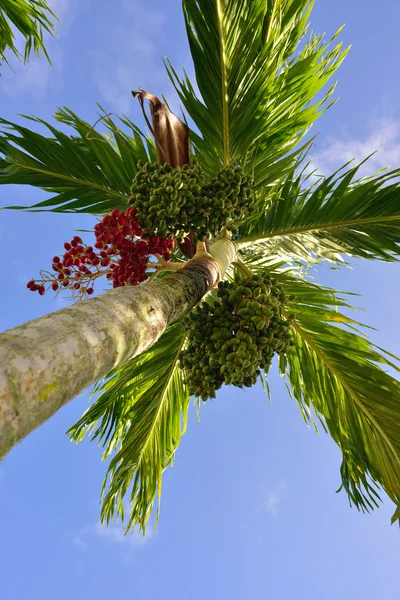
166, 0, 347, 183
0, 107, 154, 213
271, 273, 400, 522
238, 161, 400, 263
0, 0, 56, 66
68, 322, 189, 534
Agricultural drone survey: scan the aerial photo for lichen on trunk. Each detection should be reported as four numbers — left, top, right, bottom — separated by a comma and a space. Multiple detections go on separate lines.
0, 237, 236, 458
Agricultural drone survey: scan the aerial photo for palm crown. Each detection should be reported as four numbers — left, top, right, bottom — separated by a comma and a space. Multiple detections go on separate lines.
1, 0, 399, 533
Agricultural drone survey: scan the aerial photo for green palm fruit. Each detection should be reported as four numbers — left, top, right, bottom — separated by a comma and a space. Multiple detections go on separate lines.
180, 274, 291, 399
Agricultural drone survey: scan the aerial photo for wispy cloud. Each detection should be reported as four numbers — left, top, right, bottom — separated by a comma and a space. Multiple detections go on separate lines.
1, 0, 71, 98
93, 0, 169, 114
72, 522, 154, 553
308, 118, 400, 178
48, 0, 70, 22
263, 479, 287, 516
1, 48, 63, 98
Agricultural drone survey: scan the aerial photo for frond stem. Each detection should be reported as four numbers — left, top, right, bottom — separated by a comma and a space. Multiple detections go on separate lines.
216, 0, 229, 165
238, 214, 400, 250
289, 318, 400, 468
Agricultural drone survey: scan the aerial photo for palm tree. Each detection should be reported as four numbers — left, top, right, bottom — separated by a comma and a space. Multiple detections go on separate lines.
0, 0, 399, 533
0, 0, 57, 68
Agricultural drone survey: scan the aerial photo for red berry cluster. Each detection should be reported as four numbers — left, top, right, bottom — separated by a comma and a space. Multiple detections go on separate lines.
94, 208, 174, 288
27, 208, 175, 299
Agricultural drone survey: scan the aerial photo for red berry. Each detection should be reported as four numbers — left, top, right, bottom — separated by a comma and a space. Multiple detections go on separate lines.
64, 242, 71, 251
52, 256, 60, 263
86, 246, 93, 254
58, 273, 65, 280
92, 257, 100, 266
27, 280, 35, 289
74, 283, 81, 290
111, 209, 120, 218
71, 240, 78, 248
100, 258, 110, 267
62, 280, 69, 287
38, 286, 45, 296
87, 287, 94, 295
101, 231, 112, 242
52, 282, 59, 291
94, 241, 103, 249
31, 284, 39, 292
73, 236, 82, 244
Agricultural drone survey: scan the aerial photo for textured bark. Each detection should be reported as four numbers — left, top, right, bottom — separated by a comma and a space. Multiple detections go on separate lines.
0, 238, 236, 458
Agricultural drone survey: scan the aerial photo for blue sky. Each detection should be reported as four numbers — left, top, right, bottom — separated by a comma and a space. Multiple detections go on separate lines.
1, 1, 400, 598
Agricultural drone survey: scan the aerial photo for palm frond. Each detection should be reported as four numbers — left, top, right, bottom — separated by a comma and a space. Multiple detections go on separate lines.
166, 0, 347, 184
238, 161, 400, 264
0, 107, 153, 213
269, 273, 400, 522
0, 0, 57, 65
68, 322, 189, 534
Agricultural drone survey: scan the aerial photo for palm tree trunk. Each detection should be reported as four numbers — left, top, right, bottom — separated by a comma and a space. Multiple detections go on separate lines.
0, 238, 237, 458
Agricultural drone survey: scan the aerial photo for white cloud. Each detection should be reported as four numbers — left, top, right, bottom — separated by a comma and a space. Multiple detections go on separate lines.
263, 479, 287, 516
48, 0, 70, 22
1, 47, 63, 98
93, 0, 169, 114
308, 118, 400, 178
1, 0, 70, 97
72, 522, 154, 552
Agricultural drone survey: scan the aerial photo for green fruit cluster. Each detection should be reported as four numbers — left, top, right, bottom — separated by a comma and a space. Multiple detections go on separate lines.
129, 162, 255, 241
130, 161, 206, 240
179, 275, 295, 401
201, 165, 255, 236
